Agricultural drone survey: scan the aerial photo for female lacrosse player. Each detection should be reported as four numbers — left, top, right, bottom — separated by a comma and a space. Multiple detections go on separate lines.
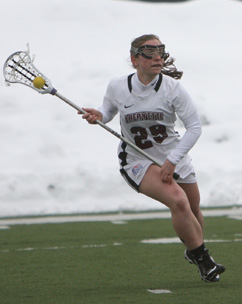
80, 34, 225, 282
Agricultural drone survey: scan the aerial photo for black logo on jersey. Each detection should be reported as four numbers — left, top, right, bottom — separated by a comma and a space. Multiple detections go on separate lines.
124, 104, 134, 108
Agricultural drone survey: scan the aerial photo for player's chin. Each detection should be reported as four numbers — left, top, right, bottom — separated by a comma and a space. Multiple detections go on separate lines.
150, 66, 162, 73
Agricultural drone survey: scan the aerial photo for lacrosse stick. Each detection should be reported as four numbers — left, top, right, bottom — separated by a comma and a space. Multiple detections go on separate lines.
3, 46, 179, 180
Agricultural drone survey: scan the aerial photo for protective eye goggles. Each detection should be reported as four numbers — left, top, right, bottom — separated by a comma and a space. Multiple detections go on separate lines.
131, 44, 168, 59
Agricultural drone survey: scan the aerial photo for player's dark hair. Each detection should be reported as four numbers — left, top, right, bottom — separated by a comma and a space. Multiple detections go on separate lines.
130, 34, 183, 80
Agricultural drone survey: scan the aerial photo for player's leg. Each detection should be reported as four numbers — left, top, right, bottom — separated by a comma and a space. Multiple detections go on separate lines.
178, 182, 204, 232
139, 164, 203, 250
139, 164, 225, 282
177, 183, 225, 282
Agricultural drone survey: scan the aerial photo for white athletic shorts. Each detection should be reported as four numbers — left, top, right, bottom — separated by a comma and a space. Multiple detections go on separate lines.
120, 158, 197, 192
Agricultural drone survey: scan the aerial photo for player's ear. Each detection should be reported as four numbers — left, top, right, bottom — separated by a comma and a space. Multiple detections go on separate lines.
131, 55, 139, 68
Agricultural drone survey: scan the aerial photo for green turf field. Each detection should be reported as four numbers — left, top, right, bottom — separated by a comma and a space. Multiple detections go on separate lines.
0, 212, 241, 304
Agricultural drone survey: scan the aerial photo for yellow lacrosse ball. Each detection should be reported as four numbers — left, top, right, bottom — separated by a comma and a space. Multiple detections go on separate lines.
33, 76, 45, 89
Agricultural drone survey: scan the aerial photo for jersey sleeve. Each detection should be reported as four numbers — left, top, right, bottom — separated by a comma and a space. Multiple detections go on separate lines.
167, 83, 202, 165
172, 82, 197, 120
167, 112, 202, 165
98, 79, 119, 124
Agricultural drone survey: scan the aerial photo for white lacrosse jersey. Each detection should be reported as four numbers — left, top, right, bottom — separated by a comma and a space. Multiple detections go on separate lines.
98, 72, 201, 172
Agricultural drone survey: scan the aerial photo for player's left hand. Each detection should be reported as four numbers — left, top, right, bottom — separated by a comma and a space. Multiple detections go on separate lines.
160, 160, 176, 184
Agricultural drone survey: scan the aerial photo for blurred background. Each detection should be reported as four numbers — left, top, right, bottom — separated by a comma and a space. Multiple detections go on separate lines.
0, 0, 242, 217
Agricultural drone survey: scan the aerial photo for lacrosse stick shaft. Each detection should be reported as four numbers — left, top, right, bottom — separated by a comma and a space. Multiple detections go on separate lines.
54, 91, 179, 180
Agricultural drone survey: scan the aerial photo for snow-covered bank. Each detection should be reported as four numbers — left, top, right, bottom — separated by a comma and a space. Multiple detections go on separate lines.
0, 0, 242, 217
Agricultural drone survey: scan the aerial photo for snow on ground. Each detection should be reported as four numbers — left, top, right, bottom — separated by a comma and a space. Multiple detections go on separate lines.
0, 0, 242, 217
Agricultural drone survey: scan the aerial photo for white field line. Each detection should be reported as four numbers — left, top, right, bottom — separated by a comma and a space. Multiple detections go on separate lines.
1, 244, 108, 253
141, 237, 242, 244
0, 207, 241, 226
2, 238, 241, 254
147, 289, 172, 294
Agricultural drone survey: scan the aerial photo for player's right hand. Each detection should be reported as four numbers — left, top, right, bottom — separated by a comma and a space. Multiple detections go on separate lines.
78, 108, 103, 124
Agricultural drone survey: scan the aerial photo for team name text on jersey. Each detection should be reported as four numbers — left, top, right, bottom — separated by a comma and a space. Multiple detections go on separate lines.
125, 111, 164, 124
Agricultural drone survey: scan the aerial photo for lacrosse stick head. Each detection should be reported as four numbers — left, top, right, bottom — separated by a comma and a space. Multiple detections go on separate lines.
3, 46, 56, 95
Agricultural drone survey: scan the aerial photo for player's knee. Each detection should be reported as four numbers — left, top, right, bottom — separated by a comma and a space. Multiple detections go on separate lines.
172, 195, 190, 214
